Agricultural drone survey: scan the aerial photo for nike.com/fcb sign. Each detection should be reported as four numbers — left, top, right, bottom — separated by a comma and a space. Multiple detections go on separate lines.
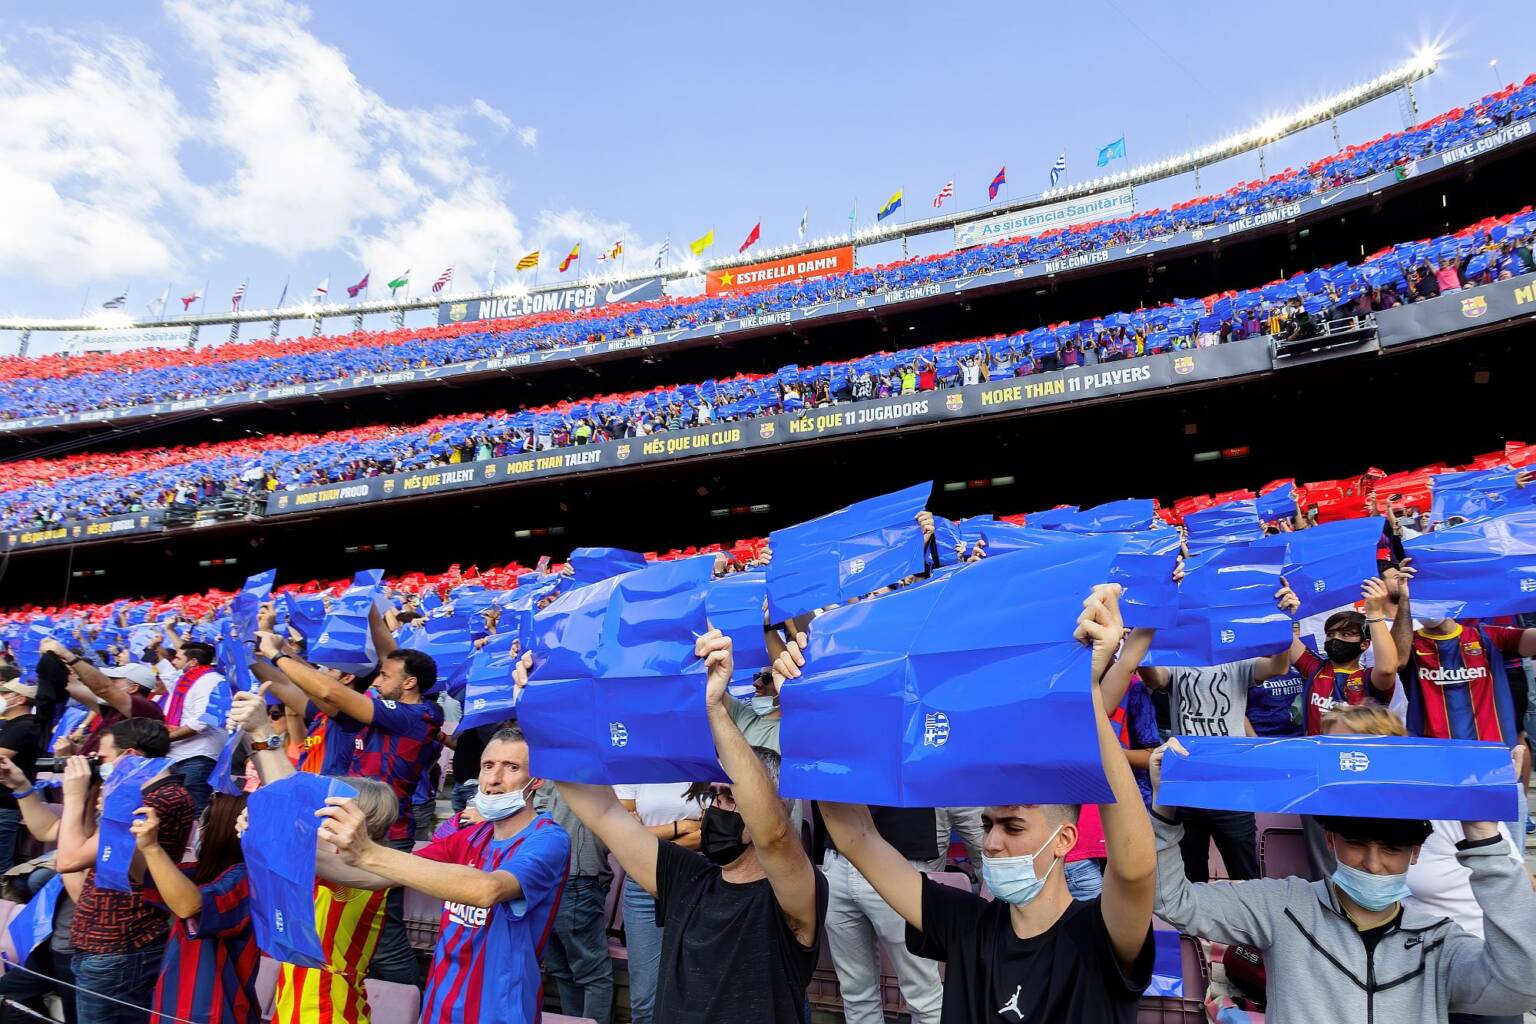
954, 188, 1136, 248
436, 277, 666, 325
706, 247, 856, 296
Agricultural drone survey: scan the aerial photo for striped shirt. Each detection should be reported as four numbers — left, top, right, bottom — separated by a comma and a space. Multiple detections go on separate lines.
416, 815, 571, 1024
272, 882, 387, 1024
332, 696, 444, 842
1403, 622, 1524, 743
149, 863, 259, 1024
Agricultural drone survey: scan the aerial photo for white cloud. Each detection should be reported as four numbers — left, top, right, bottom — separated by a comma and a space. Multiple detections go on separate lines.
0, 36, 191, 283
0, 0, 637, 303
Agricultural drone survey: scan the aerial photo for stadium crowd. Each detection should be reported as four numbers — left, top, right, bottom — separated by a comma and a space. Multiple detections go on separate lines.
3, 206, 1534, 535
0, 444, 1529, 1024
0, 76, 1532, 422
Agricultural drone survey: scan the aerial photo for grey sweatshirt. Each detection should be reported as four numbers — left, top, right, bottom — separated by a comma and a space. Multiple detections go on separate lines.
1152, 814, 1536, 1023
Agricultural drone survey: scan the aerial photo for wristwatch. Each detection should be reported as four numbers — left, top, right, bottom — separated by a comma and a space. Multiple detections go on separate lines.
256, 734, 284, 750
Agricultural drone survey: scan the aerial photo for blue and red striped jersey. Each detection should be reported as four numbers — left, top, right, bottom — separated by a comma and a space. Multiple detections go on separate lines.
1403, 622, 1525, 743
1296, 647, 1389, 735
415, 814, 570, 1024
148, 863, 259, 1024
332, 696, 444, 841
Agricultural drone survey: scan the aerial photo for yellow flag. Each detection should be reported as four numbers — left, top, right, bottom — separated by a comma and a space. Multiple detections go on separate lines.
688, 230, 715, 256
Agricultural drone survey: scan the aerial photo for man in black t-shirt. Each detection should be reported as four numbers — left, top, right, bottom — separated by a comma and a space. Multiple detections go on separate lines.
0, 678, 42, 874
802, 586, 1158, 1024
541, 631, 828, 1024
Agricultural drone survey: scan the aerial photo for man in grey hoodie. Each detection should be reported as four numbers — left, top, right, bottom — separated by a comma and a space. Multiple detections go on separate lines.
1146, 741, 1536, 1023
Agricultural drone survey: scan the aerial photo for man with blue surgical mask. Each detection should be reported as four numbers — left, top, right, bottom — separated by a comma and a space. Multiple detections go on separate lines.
811, 585, 1157, 1024
1148, 738, 1536, 1023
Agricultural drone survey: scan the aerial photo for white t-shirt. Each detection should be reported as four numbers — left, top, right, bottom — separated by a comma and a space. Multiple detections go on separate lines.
1404, 820, 1524, 938
612, 782, 703, 827
168, 669, 227, 763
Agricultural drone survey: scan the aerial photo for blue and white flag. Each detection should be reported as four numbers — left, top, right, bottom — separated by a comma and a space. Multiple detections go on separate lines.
1096, 137, 1126, 166
1049, 151, 1067, 187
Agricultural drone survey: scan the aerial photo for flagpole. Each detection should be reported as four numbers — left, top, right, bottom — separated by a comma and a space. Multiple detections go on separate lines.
80, 289, 90, 316
200, 279, 209, 315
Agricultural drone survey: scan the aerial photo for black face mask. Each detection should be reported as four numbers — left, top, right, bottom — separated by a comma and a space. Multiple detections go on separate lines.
700, 806, 749, 866
1324, 638, 1365, 665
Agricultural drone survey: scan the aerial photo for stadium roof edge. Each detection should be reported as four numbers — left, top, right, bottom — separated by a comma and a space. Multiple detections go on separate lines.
1, 52, 1437, 335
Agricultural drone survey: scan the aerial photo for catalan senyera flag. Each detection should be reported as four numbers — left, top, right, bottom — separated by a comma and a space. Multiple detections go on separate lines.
516, 251, 540, 271
876, 189, 903, 222
559, 244, 580, 273
689, 230, 715, 257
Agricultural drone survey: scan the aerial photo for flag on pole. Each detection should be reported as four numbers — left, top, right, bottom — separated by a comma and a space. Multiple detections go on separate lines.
655, 237, 670, 269
231, 281, 247, 311
798, 210, 807, 242
147, 285, 169, 317
180, 288, 202, 311
311, 277, 329, 301
275, 277, 289, 309
1050, 152, 1067, 187
598, 241, 623, 262
932, 181, 954, 208
689, 231, 714, 257
558, 245, 580, 273
739, 222, 761, 253
432, 267, 454, 293
346, 273, 370, 299
1097, 137, 1126, 166
516, 251, 539, 271
386, 270, 410, 295
102, 291, 127, 309
876, 190, 903, 222
988, 166, 1007, 201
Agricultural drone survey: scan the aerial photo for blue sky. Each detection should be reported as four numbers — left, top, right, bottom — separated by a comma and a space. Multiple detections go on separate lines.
1, 1, 1533, 354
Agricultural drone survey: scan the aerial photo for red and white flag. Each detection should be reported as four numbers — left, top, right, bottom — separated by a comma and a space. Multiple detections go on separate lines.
231, 280, 247, 311
933, 180, 955, 208
739, 222, 761, 253
432, 266, 454, 293
311, 276, 329, 301
180, 289, 202, 311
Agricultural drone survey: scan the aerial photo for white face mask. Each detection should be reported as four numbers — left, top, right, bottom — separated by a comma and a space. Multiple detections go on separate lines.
472, 781, 534, 821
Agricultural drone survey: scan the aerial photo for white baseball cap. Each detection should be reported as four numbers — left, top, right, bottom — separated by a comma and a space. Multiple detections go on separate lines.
101, 663, 156, 692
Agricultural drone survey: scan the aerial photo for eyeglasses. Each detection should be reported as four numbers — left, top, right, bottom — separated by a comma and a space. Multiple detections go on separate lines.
701, 786, 733, 808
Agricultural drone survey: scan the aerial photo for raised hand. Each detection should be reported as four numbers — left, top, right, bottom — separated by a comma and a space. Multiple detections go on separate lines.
695, 629, 734, 708
130, 806, 161, 851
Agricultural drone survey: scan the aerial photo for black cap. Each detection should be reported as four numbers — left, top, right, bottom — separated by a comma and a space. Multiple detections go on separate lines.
1316, 815, 1433, 847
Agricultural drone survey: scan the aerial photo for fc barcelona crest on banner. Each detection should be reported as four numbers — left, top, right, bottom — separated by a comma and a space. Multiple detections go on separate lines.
1460, 295, 1488, 319
616, 443, 631, 461
945, 393, 964, 412
1173, 355, 1196, 375
484, 463, 497, 479
446, 302, 470, 323
759, 422, 776, 440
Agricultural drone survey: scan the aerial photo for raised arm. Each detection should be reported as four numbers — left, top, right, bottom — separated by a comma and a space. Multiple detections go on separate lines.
255, 632, 372, 723
1076, 586, 1156, 969
131, 807, 202, 919
699, 629, 819, 947
250, 654, 326, 717
55, 757, 100, 874
41, 640, 131, 718
317, 797, 522, 909
368, 606, 399, 661
1099, 627, 1154, 711
1385, 559, 1416, 672
1252, 580, 1301, 683
0, 756, 60, 843
1361, 578, 1399, 693
227, 686, 295, 785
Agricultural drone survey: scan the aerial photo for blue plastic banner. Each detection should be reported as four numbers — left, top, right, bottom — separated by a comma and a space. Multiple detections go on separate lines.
1255, 483, 1297, 523
211, 728, 246, 797
780, 536, 1121, 807
1184, 501, 1263, 552
706, 571, 771, 678
1148, 544, 1290, 666
459, 633, 521, 731
407, 613, 474, 695
282, 593, 327, 641
1404, 508, 1536, 620
519, 556, 721, 783
1146, 927, 1184, 998
767, 482, 932, 622
96, 755, 172, 892
308, 583, 378, 674
1111, 531, 1182, 630
245, 774, 358, 968
231, 568, 277, 641
5, 874, 61, 962
1255, 517, 1385, 618
1430, 470, 1534, 526
567, 548, 648, 589
1045, 498, 1158, 534
1158, 735, 1518, 820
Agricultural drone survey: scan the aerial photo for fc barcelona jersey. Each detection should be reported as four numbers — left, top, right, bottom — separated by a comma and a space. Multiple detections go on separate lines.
1402, 623, 1523, 744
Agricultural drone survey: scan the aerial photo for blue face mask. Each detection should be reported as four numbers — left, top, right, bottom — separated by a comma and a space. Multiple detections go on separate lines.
981, 825, 1062, 906
750, 695, 777, 716
472, 782, 533, 822
1331, 860, 1412, 912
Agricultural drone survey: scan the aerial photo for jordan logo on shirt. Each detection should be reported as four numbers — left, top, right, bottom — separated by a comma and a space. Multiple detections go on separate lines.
998, 984, 1025, 1020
